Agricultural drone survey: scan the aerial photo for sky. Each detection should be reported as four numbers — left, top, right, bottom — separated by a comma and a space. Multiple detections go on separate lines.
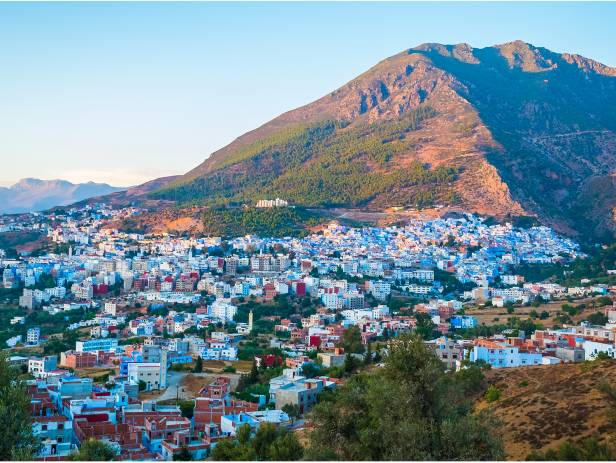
1, 1, 615, 187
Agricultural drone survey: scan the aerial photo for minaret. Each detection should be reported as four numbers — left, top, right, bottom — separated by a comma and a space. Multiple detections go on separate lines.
248, 310, 254, 332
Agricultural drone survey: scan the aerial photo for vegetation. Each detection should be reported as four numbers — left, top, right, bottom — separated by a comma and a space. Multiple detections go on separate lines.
155, 106, 459, 210
526, 438, 614, 461
211, 423, 303, 461
485, 384, 502, 403
515, 243, 616, 287
306, 334, 504, 460
339, 326, 365, 354
70, 438, 116, 461
202, 206, 323, 238
0, 352, 38, 460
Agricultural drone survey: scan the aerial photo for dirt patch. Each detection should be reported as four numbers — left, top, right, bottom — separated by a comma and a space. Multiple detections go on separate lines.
181, 374, 214, 397
476, 360, 616, 459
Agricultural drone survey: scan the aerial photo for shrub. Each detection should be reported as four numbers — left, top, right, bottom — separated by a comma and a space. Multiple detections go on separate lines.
485, 384, 501, 403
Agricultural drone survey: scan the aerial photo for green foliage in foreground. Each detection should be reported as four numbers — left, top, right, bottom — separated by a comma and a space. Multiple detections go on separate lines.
526, 438, 614, 461
71, 439, 116, 461
0, 352, 39, 460
306, 334, 504, 460
211, 423, 303, 461
202, 206, 323, 238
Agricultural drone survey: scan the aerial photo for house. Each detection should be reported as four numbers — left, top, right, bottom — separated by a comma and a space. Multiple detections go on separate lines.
317, 349, 346, 368
469, 339, 543, 368
269, 369, 336, 413
428, 337, 464, 370
450, 315, 477, 330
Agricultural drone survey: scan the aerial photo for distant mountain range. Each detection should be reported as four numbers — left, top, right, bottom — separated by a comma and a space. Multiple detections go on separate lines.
140, 40, 616, 240
0, 178, 124, 214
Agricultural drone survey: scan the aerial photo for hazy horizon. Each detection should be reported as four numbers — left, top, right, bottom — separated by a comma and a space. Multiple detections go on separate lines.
1, 1, 615, 187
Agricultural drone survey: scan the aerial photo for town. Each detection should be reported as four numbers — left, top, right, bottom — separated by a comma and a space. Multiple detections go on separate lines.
1, 203, 615, 460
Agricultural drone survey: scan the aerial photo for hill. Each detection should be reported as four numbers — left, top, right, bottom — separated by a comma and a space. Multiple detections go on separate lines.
152, 40, 616, 240
0, 178, 124, 213
477, 360, 616, 459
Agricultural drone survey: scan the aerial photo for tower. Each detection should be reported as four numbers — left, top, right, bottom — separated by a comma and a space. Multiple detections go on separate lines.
248, 310, 254, 332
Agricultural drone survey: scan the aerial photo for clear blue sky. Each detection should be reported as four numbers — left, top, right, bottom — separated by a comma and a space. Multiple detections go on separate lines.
1, 2, 614, 187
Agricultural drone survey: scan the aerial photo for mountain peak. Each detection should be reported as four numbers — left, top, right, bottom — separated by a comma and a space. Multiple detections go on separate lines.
154, 40, 616, 240
0, 178, 124, 214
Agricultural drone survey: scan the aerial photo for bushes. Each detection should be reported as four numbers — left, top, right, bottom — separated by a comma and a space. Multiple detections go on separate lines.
527, 438, 614, 461
306, 334, 504, 460
485, 384, 501, 403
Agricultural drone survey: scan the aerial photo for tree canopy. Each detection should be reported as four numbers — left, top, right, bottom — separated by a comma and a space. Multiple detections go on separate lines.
307, 334, 504, 460
0, 352, 38, 460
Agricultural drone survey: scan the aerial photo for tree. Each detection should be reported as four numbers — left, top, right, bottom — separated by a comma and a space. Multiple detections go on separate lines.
248, 360, 259, 384
179, 400, 195, 419
267, 431, 304, 460
0, 352, 39, 460
193, 357, 203, 373
252, 423, 278, 460
587, 311, 608, 326
339, 326, 364, 354
236, 424, 252, 446
173, 446, 192, 461
281, 403, 301, 424
485, 384, 501, 403
138, 380, 147, 391
307, 334, 504, 460
72, 439, 116, 461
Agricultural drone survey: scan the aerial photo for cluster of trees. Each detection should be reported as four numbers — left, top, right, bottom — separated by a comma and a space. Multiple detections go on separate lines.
305, 333, 504, 460
201, 207, 322, 238
212, 423, 303, 461
154, 105, 460, 210
515, 243, 616, 287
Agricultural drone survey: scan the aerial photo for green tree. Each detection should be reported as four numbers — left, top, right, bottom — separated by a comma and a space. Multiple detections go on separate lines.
281, 403, 301, 424
267, 431, 304, 460
173, 446, 192, 461
193, 357, 203, 373
248, 360, 259, 384
485, 384, 501, 403
71, 439, 116, 461
179, 400, 195, 419
340, 326, 365, 354
252, 423, 278, 460
307, 334, 504, 460
587, 312, 608, 325
527, 438, 614, 461
0, 352, 39, 460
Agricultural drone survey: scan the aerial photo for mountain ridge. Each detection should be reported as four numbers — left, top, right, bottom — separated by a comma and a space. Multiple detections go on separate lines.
147, 40, 616, 239
0, 178, 124, 214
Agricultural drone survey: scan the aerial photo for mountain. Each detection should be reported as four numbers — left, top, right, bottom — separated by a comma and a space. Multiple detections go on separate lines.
0, 178, 124, 213
151, 40, 616, 240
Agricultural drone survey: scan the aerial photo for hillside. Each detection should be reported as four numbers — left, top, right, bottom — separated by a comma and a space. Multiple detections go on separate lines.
0, 178, 124, 213
477, 360, 616, 459
152, 40, 616, 240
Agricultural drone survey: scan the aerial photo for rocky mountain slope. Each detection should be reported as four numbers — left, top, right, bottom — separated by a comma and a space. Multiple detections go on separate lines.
0, 178, 124, 213
152, 40, 616, 239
